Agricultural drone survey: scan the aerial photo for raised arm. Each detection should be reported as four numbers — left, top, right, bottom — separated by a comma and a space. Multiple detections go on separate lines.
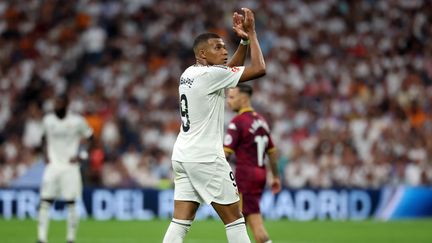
227, 12, 249, 67
238, 8, 266, 82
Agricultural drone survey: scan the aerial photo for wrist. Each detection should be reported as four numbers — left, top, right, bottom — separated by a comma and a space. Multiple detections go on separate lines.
246, 30, 256, 35
240, 38, 250, 45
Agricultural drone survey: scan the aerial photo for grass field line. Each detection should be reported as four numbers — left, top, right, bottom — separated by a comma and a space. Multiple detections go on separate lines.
2, 219, 432, 243
187, 240, 294, 243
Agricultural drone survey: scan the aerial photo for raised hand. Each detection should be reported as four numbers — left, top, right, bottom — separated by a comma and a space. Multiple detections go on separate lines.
232, 11, 248, 40
241, 8, 255, 33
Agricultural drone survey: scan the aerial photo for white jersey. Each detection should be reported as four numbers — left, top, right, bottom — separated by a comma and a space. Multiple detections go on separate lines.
172, 65, 245, 162
43, 113, 93, 166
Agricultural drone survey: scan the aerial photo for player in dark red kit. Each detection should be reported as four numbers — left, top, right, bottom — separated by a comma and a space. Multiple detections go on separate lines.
224, 84, 281, 243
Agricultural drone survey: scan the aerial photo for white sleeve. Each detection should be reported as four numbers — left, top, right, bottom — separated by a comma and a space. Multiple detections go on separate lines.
205, 65, 245, 94
78, 116, 93, 138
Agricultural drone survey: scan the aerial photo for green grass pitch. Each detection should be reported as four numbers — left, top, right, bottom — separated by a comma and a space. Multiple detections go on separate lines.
1, 219, 432, 243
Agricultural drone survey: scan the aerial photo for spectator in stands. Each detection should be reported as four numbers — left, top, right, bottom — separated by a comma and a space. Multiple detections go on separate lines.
0, 0, 431, 188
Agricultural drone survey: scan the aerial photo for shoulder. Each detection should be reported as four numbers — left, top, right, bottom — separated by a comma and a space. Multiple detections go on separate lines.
237, 112, 253, 122
192, 65, 242, 75
183, 65, 210, 75
211, 65, 230, 70
255, 112, 271, 132
181, 66, 208, 83
67, 113, 87, 123
184, 65, 229, 75
232, 114, 243, 123
43, 113, 55, 123
229, 115, 245, 130
184, 65, 242, 79
211, 65, 243, 74
227, 121, 238, 131
255, 112, 268, 121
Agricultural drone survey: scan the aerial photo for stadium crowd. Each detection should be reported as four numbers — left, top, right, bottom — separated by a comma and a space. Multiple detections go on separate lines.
1, 0, 432, 189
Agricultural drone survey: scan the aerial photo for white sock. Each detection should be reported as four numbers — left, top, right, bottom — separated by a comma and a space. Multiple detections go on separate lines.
225, 217, 251, 243
66, 203, 79, 242
264, 240, 273, 243
162, 218, 193, 243
38, 201, 51, 243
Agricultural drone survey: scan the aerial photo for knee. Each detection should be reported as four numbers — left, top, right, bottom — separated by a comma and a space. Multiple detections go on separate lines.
173, 211, 196, 221
39, 200, 52, 210
224, 208, 244, 224
234, 210, 244, 219
64, 200, 76, 209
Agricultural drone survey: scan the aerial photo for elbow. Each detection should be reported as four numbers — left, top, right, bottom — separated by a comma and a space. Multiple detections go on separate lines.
257, 65, 266, 77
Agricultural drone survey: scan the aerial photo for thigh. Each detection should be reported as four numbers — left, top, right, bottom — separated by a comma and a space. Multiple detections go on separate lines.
60, 166, 82, 201
172, 161, 203, 204
40, 165, 60, 200
184, 159, 239, 205
210, 159, 240, 205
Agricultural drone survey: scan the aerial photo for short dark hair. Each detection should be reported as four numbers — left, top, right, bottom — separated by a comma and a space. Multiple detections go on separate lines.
236, 84, 253, 97
193, 33, 221, 53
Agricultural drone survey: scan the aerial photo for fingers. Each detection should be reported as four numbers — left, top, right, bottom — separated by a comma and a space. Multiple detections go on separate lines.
233, 12, 244, 25
232, 27, 249, 40
241, 7, 254, 19
232, 11, 248, 39
239, 7, 254, 32
241, 7, 251, 13
233, 12, 238, 21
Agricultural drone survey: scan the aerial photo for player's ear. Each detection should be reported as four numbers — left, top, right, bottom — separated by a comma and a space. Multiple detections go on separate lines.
198, 49, 206, 59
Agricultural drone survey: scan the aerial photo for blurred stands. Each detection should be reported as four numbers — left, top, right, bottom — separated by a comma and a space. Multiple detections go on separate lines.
1, 0, 432, 189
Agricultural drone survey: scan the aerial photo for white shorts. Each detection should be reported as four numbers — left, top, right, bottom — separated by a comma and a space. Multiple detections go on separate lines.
40, 164, 82, 201
172, 158, 240, 205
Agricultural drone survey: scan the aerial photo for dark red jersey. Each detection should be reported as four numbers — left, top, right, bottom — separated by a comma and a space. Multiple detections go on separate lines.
224, 108, 275, 194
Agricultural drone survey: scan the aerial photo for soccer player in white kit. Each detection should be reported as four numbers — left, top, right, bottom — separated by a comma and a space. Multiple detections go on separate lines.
163, 8, 266, 243
37, 95, 93, 243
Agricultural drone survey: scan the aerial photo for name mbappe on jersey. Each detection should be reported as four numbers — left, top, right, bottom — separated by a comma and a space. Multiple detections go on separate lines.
180, 77, 194, 88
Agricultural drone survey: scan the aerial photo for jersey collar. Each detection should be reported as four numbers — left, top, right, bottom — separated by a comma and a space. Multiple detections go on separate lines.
238, 107, 254, 115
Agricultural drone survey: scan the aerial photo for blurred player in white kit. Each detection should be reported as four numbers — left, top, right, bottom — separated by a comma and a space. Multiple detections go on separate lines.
37, 95, 93, 243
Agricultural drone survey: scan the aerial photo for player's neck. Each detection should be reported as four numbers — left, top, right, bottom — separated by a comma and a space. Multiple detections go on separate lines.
238, 107, 254, 114
195, 59, 208, 66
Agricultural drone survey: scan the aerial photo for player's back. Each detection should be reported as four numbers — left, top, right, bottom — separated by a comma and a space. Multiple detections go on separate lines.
234, 110, 273, 168
172, 64, 243, 163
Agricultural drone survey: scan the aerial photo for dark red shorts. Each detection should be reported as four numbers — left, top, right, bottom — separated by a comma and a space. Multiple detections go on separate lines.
240, 192, 262, 216
236, 167, 266, 216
